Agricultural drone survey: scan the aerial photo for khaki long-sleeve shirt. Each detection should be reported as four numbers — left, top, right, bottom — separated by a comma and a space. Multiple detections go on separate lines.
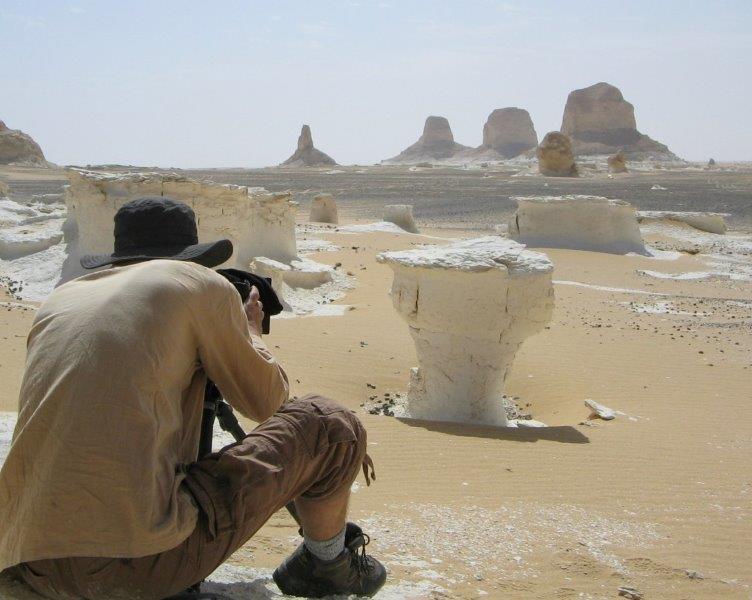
0, 259, 289, 571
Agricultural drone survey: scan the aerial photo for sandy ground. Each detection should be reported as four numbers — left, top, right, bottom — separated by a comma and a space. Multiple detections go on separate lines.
1, 215, 750, 599
1, 163, 751, 598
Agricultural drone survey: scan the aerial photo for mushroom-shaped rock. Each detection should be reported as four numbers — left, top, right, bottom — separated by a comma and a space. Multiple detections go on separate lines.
0, 120, 46, 166
377, 237, 554, 425
509, 195, 646, 254
384, 116, 469, 164
537, 132, 578, 177
309, 193, 338, 224
481, 108, 538, 158
636, 210, 729, 235
383, 204, 419, 233
607, 150, 628, 173
62, 170, 298, 282
561, 82, 675, 159
281, 125, 337, 167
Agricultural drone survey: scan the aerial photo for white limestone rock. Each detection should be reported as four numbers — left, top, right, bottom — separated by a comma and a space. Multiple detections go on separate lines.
309, 193, 338, 224
509, 195, 646, 255
383, 204, 419, 234
584, 399, 617, 420
0, 181, 8, 197
637, 210, 728, 235
377, 237, 554, 426
62, 170, 298, 282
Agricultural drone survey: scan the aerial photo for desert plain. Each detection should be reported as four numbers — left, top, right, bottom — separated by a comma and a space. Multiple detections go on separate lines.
0, 162, 751, 599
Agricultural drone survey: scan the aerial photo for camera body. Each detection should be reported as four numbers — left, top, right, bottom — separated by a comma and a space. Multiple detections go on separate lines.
215, 268, 283, 334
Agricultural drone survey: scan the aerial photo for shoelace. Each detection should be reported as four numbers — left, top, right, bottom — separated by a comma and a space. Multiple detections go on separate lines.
350, 533, 375, 575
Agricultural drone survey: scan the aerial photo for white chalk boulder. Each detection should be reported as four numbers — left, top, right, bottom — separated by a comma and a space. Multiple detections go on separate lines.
637, 210, 728, 235
309, 193, 338, 224
509, 195, 646, 255
377, 237, 554, 426
62, 170, 298, 282
383, 204, 419, 233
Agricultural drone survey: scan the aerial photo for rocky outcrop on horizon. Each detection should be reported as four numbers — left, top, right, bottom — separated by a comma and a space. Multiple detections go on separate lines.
281, 125, 337, 167
480, 108, 538, 158
561, 82, 675, 159
383, 116, 469, 164
537, 132, 578, 177
0, 120, 47, 166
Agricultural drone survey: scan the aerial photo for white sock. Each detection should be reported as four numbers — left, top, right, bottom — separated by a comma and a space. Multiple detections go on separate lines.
304, 526, 346, 562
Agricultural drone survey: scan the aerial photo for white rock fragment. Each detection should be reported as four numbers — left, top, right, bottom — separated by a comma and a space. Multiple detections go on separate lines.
509, 195, 646, 255
618, 586, 643, 599
62, 170, 298, 282
378, 237, 554, 426
637, 210, 729, 234
584, 399, 617, 420
309, 193, 338, 224
383, 204, 419, 233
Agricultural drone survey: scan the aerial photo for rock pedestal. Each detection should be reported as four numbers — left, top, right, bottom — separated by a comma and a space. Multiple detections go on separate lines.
481, 108, 538, 158
509, 195, 646, 254
378, 237, 554, 426
537, 132, 578, 177
383, 204, 418, 233
63, 170, 298, 281
309, 193, 338, 224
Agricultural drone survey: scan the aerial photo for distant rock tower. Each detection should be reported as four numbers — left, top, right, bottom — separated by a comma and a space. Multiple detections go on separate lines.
560, 82, 675, 159
383, 116, 469, 164
480, 108, 538, 158
281, 125, 337, 167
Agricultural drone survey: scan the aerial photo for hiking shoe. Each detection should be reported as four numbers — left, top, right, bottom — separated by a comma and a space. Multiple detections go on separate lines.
273, 523, 387, 598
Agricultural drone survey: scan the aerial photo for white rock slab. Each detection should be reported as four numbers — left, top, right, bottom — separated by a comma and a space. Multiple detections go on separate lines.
378, 237, 554, 426
509, 195, 646, 255
637, 210, 729, 234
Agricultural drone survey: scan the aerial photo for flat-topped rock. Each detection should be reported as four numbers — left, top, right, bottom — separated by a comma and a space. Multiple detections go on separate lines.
309, 193, 338, 224
537, 132, 578, 177
481, 108, 538, 158
378, 237, 554, 426
281, 125, 337, 167
0, 120, 46, 166
383, 204, 419, 233
383, 116, 469, 164
62, 170, 298, 282
509, 195, 646, 254
637, 210, 729, 235
561, 82, 675, 159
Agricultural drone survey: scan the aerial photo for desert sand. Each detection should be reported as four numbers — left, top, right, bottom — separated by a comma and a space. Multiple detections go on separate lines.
1, 164, 751, 599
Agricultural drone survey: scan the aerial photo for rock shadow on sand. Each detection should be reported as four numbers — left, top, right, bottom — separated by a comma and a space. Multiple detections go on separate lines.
396, 418, 590, 444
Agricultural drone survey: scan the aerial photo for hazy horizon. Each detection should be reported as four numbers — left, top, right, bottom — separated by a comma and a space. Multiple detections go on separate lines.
1, 0, 751, 167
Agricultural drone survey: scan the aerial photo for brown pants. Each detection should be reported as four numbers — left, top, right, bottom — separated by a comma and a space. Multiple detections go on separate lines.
10, 395, 367, 600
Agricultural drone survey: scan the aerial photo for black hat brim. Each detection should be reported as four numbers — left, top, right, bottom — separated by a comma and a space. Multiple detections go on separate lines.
80, 239, 234, 270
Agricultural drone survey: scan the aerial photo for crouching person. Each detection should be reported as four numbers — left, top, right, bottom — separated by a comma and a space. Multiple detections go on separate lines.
0, 198, 386, 599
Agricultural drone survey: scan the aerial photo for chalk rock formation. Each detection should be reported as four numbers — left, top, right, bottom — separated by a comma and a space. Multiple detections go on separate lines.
509, 195, 646, 254
383, 204, 419, 233
537, 132, 578, 177
0, 181, 8, 197
384, 116, 469, 164
377, 237, 554, 426
281, 125, 337, 167
309, 193, 338, 224
0, 120, 46, 166
637, 210, 729, 235
561, 82, 674, 159
481, 108, 538, 158
0, 198, 64, 259
62, 170, 298, 282
607, 150, 628, 173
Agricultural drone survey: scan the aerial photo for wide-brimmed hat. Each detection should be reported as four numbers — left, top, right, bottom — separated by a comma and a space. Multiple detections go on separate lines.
80, 196, 233, 269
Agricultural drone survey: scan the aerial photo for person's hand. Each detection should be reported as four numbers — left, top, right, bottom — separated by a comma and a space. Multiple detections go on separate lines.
244, 286, 264, 336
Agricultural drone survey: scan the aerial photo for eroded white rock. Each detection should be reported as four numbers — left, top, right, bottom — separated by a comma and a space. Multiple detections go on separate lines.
309, 193, 338, 224
509, 195, 646, 255
62, 170, 298, 282
637, 210, 728, 235
378, 237, 554, 426
383, 204, 419, 233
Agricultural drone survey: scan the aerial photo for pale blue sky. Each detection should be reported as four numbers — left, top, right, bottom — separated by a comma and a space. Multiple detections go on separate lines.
1, 0, 750, 166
